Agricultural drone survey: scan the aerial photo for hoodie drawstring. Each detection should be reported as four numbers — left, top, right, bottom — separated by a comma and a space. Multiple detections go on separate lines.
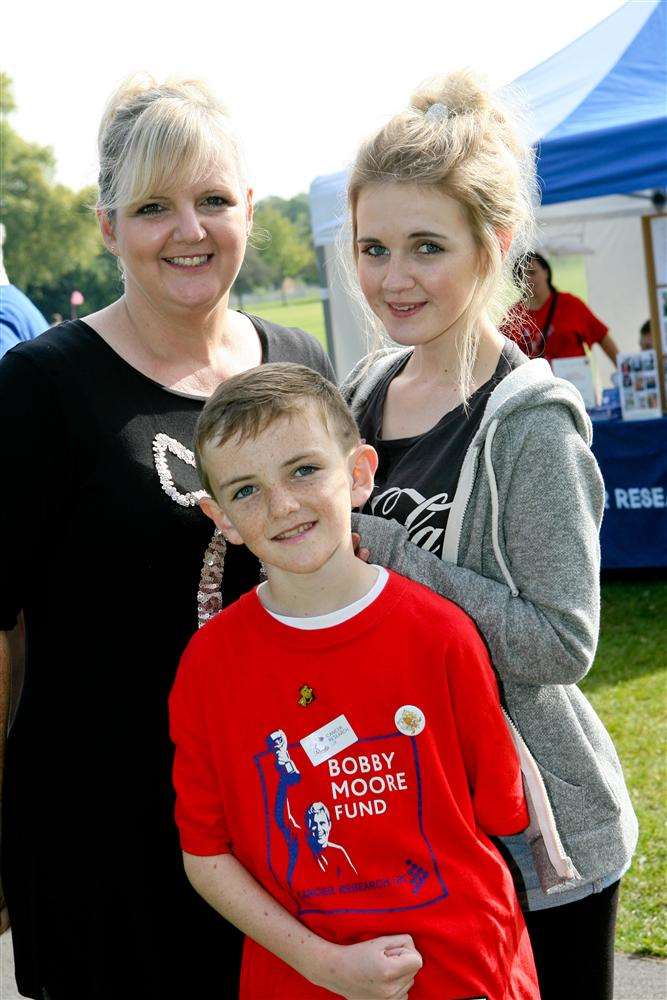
484, 419, 520, 597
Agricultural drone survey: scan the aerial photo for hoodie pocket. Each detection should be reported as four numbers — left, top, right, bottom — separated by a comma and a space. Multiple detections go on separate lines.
583, 756, 623, 826
538, 767, 585, 833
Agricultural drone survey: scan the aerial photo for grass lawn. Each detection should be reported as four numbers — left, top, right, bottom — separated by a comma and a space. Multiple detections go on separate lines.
245, 296, 327, 350
582, 577, 667, 956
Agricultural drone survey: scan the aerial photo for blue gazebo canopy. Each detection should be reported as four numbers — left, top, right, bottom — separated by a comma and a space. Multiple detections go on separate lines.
515, 0, 667, 204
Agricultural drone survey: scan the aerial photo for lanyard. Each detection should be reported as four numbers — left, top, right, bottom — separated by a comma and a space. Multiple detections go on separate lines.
537, 292, 559, 356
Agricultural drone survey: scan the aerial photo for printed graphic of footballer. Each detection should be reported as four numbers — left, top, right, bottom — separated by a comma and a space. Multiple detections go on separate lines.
268, 730, 357, 882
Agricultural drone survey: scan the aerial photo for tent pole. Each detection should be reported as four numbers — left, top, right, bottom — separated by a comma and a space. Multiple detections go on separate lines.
641, 214, 667, 415
316, 245, 337, 375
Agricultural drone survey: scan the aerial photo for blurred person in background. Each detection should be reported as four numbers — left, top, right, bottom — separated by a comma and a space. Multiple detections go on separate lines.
0, 223, 48, 359
506, 251, 620, 365
0, 75, 332, 1000
639, 319, 654, 352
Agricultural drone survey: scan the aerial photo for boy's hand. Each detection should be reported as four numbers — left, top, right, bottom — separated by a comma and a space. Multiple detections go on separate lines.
314, 935, 422, 999
351, 532, 370, 563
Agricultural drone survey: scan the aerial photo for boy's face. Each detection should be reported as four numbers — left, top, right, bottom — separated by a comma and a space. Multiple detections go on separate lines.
200, 402, 377, 577
640, 329, 653, 351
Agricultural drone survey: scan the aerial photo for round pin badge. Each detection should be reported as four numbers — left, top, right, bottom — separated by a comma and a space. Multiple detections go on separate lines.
395, 705, 426, 736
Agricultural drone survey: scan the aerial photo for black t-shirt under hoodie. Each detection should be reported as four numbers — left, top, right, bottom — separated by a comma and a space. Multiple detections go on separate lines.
358, 341, 524, 558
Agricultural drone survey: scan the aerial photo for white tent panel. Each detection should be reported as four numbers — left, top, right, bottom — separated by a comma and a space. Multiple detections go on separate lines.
311, 171, 347, 249
321, 241, 367, 378
582, 215, 649, 365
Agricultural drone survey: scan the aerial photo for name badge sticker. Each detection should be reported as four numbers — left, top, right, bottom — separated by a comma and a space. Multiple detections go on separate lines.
300, 714, 358, 767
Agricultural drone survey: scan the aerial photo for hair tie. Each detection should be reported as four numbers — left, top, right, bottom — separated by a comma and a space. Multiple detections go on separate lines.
425, 102, 450, 122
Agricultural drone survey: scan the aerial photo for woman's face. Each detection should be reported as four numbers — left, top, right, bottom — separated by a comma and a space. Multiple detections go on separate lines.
101, 148, 251, 316
355, 183, 481, 349
524, 258, 551, 301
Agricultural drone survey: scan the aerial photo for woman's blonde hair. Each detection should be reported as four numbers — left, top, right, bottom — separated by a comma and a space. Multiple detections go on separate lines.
97, 74, 247, 216
347, 69, 537, 401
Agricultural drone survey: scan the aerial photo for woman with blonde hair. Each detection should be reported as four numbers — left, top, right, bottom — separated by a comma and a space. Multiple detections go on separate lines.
345, 70, 637, 1000
0, 76, 332, 999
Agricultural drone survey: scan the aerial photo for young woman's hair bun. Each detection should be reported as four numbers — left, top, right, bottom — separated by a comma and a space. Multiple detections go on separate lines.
410, 68, 491, 120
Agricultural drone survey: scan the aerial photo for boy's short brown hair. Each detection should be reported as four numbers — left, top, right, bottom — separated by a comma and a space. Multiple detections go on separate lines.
195, 363, 360, 497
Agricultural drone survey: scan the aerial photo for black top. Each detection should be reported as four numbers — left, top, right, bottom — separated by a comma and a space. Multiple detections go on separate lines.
358, 342, 523, 556
0, 316, 334, 1000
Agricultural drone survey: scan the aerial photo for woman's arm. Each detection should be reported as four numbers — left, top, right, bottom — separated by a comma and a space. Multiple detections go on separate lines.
354, 406, 604, 687
599, 333, 620, 365
184, 852, 422, 999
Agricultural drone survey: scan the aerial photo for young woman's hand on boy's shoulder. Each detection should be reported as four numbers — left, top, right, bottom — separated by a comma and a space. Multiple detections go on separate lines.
352, 531, 371, 563
311, 935, 423, 999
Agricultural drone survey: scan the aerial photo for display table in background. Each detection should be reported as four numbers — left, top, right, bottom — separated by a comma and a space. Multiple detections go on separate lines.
591, 417, 667, 569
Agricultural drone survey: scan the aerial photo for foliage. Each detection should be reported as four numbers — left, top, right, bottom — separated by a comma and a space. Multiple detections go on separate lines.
252, 202, 315, 284
233, 244, 275, 306
27, 249, 124, 321
1, 81, 100, 290
581, 577, 667, 956
1, 72, 16, 115
258, 193, 318, 285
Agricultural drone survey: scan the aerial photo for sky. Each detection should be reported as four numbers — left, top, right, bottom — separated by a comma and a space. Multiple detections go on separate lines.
5, 0, 628, 202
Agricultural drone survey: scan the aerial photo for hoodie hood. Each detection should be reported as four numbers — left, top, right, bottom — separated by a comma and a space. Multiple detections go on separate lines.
439, 352, 593, 580
477, 356, 593, 448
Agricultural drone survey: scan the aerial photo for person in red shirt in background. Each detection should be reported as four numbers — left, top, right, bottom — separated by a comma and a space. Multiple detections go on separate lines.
505, 252, 620, 364
639, 319, 654, 352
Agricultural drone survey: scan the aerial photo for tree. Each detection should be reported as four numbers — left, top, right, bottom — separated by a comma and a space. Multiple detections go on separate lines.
258, 194, 318, 285
1, 72, 16, 116
253, 204, 314, 291
232, 244, 275, 307
27, 251, 124, 320
1, 76, 101, 291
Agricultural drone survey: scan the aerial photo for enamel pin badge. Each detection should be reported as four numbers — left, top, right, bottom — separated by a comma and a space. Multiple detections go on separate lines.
298, 684, 315, 707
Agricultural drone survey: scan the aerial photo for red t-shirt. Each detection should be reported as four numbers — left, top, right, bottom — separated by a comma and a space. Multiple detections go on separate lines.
169, 572, 538, 1000
505, 291, 608, 361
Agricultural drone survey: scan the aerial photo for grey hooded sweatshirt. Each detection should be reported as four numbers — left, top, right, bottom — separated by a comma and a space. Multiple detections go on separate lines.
344, 347, 638, 893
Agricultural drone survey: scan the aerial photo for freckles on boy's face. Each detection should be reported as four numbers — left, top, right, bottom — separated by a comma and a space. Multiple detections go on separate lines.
204, 404, 359, 575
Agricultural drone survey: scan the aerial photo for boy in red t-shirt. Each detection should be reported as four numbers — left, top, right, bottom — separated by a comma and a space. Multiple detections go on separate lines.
169, 363, 539, 1000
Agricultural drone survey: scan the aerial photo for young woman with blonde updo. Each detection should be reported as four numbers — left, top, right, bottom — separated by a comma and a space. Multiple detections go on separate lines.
0, 76, 333, 999
345, 71, 637, 1000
